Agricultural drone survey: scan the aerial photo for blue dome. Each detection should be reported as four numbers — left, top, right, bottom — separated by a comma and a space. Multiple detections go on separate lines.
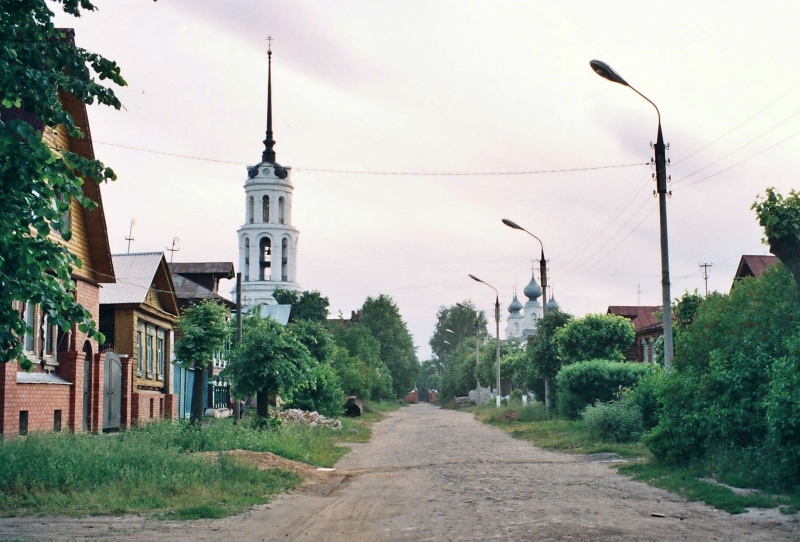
508, 294, 523, 313
546, 296, 560, 311
523, 272, 542, 300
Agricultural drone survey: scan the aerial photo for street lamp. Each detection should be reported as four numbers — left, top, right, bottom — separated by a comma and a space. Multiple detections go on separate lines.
468, 274, 502, 407
502, 219, 548, 317
456, 302, 482, 397
589, 59, 674, 368
502, 218, 555, 412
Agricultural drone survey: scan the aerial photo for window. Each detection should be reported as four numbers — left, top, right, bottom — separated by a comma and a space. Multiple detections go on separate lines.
24, 303, 35, 353
278, 197, 285, 224
136, 322, 144, 375
43, 313, 56, 357
281, 237, 288, 281
146, 326, 155, 375
262, 195, 270, 223
259, 238, 271, 281
248, 196, 254, 224
54, 410, 62, 432
58, 193, 71, 238
157, 330, 165, 377
243, 237, 250, 281
20, 302, 58, 363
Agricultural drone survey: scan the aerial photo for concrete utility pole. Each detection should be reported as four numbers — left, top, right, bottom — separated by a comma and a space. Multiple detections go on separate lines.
590, 59, 674, 368
700, 263, 712, 296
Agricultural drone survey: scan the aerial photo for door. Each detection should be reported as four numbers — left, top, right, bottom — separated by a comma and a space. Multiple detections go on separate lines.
82, 341, 92, 431
103, 352, 122, 431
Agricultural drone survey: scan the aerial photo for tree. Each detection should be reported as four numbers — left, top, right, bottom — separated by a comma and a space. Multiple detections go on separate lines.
329, 323, 393, 399
226, 315, 315, 418
1, 2, 126, 367
273, 289, 330, 322
554, 313, 634, 363
173, 300, 230, 425
428, 301, 488, 362
360, 295, 419, 397
753, 187, 800, 301
526, 309, 572, 411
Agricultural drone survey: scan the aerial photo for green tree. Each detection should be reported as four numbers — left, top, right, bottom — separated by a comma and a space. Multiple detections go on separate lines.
1, 2, 127, 367
174, 300, 231, 426
554, 313, 634, 363
526, 309, 573, 409
474, 338, 521, 394
360, 295, 419, 397
428, 301, 487, 362
226, 315, 315, 418
285, 320, 344, 417
273, 289, 330, 322
753, 188, 800, 301
329, 323, 393, 399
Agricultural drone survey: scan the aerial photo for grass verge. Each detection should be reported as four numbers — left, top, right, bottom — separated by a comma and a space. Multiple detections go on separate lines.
0, 401, 400, 519
337, 400, 403, 444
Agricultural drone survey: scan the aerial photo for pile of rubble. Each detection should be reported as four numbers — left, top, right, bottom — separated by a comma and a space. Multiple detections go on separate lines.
278, 409, 342, 430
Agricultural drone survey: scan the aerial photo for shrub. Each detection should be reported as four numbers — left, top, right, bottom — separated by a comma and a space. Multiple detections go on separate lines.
555, 359, 654, 419
582, 396, 644, 443
518, 402, 548, 422
627, 368, 663, 430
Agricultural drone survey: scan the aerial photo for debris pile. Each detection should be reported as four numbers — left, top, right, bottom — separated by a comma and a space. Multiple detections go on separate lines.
278, 409, 342, 430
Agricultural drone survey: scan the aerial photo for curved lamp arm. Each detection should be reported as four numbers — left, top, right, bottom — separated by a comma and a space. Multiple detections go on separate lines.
589, 59, 661, 127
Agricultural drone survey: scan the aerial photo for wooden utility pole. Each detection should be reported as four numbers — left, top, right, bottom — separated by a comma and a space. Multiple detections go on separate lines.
233, 272, 242, 424
700, 263, 712, 296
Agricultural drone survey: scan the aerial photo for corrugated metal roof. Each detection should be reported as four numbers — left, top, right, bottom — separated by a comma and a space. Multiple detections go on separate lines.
168, 262, 234, 278
258, 304, 292, 325
100, 252, 164, 305
737, 255, 779, 279
607, 306, 661, 333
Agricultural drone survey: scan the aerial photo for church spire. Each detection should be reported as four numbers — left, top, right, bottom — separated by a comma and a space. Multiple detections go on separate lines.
262, 37, 277, 163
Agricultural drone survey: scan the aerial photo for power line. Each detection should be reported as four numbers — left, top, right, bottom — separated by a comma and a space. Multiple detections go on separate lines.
672, 80, 800, 167
93, 140, 647, 177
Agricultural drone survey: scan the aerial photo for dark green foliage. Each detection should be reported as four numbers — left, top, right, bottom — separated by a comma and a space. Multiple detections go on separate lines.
674, 290, 704, 331
474, 339, 523, 391
555, 360, 653, 419
646, 264, 800, 468
417, 358, 443, 394
1, 1, 127, 366
439, 338, 483, 400
526, 309, 573, 382
173, 300, 230, 425
226, 315, 315, 416
273, 289, 330, 322
767, 331, 800, 483
582, 396, 644, 443
753, 188, 800, 301
428, 301, 487, 362
284, 320, 344, 417
360, 295, 419, 397
554, 313, 635, 363
329, 323, 394, 400
627, 368, 662, 430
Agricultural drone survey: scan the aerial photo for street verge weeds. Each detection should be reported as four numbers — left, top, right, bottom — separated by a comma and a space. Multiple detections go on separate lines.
465, 401, 800, 515
0, 400, 401, 519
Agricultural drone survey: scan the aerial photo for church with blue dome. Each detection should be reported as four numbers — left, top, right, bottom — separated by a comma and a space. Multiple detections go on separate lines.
506, 268, 560, 340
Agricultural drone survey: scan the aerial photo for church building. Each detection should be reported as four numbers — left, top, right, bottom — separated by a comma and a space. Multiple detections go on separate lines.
237, 45, 301, 310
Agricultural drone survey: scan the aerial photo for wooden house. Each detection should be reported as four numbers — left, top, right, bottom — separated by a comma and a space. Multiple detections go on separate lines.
99, 253, 179, 427
0, 29, 116, 435
606, 306, 662, 362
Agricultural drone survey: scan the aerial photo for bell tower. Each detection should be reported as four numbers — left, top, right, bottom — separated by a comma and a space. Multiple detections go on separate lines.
237, 40, 301, 309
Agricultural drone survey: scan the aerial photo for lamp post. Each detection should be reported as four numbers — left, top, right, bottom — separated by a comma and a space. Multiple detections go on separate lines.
589, 60, 674, 368
468, 275, 502, 407
456, 302, 482, 397
502, 219, 548, 318
502, 219, 555, 411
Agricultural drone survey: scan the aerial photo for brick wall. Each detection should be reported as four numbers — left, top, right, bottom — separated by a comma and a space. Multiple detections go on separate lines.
0, 360, 72, 435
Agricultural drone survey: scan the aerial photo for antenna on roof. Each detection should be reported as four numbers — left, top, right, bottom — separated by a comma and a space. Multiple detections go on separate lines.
125, 219, 135, 253
167, 237, 180, 263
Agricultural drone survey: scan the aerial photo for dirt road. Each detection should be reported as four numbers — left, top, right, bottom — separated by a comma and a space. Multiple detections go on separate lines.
1, 403, 798, 541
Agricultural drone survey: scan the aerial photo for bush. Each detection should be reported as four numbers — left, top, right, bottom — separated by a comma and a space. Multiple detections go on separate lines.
518, 402, 548, 422
582, 396, 644, 443
627, 368, 663, 430
555, 359, 654, 419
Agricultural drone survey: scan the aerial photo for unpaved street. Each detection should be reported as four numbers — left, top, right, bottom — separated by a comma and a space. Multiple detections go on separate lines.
1, 403, 798, 541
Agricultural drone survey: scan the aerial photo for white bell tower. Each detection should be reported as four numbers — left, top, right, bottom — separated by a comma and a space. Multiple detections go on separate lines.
237, 42, 300, 309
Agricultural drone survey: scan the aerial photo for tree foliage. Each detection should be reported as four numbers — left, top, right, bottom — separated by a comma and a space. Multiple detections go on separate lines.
272, 289, 330, 323
359, 295, 419, 397
554, 313, 634, 363
173, 300, 230, 425
526, 309, 573, 382
1, 1, 126, 366
226, 315, 315, 417
752, 187, 800, 301
428, 301, 487, 362
329, 323, 393, 400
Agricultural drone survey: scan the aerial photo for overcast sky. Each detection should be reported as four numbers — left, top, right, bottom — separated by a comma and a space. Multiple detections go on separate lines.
56, 1, 800, 360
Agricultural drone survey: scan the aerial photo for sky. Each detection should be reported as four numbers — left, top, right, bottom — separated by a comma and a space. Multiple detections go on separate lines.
55, 1, 800, 360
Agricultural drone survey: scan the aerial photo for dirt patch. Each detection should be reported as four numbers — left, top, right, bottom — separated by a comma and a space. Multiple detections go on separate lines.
499, 409, 519, 421
198, 450, 340, 486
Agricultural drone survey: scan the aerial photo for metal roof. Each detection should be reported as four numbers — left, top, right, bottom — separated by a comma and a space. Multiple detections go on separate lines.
168, 262, 234, 278
258, 304, 293, 325
607, 306, 662, 333
100, 252, 165, 305
735, 255, 779, 279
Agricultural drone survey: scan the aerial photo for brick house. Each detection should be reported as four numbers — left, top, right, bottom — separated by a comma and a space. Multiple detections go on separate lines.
99, 252, 180, 427
606, 306, 662, 362
0, 32, 116, 435
168, 262, 234, 419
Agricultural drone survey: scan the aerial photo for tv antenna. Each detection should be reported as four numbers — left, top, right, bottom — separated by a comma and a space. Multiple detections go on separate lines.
125, 219, 135, 253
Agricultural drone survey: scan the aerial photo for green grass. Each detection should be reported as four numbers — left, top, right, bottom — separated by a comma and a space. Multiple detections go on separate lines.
617, 462, 800, 514
0, 401, 400, 519
467, 401, 800, 514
